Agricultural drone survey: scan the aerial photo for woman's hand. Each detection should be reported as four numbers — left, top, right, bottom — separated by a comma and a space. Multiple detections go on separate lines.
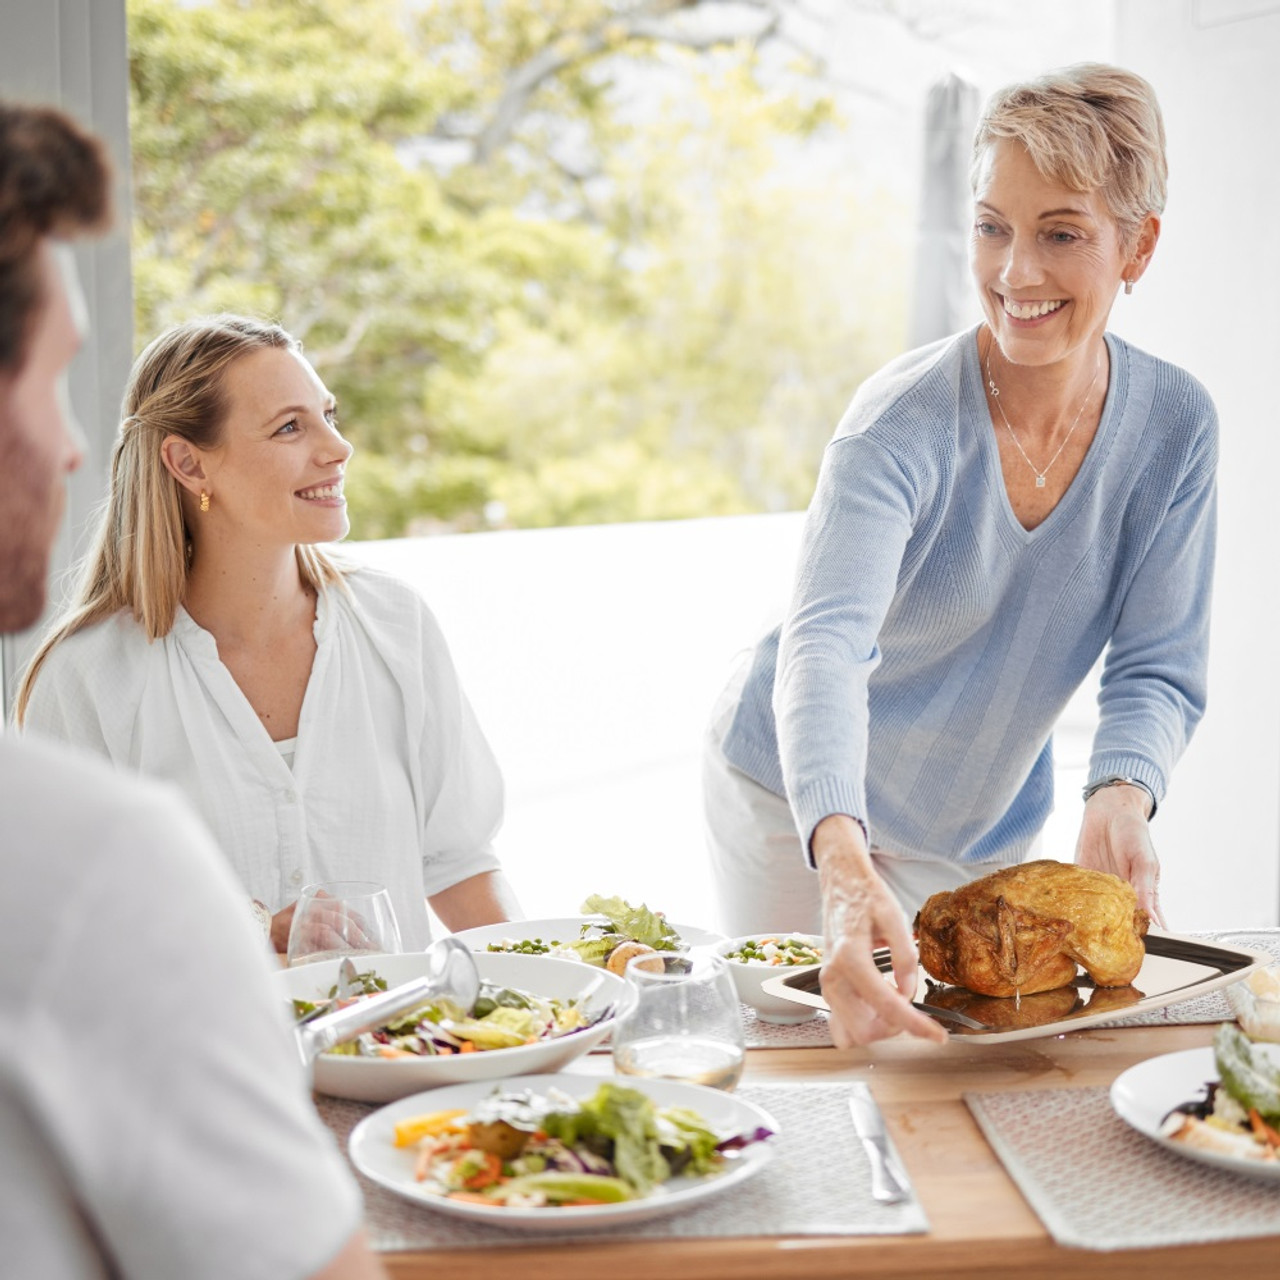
1075, 784, 1163, 926
812, 816, 948, 1047
269, 902, 297, 954
268, 892, 373, 956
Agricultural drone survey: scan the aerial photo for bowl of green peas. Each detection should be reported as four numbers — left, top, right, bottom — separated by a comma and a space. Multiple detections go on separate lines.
714, 934, 825, 1024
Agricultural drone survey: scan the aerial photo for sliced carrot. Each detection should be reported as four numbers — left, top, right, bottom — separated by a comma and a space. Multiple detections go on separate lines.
1248, 1108, 1280, 1149
454, 1151, 504, 1190
458, 1040, 477, 1053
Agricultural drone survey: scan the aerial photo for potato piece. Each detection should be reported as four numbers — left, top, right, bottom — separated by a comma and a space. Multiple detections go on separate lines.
467, 1119, 531, 1160
606, 941, 665, 976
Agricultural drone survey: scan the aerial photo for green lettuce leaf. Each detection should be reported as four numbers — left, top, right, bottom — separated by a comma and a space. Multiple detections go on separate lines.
490, 1172, 635, 1203
580, 895, 679, 949
450, 1006, 536, 1049
1215, 1022, 1280, 1121
543, 1082, 671, 1194
561, 936, 616, 967
657, 1106, 722, 1176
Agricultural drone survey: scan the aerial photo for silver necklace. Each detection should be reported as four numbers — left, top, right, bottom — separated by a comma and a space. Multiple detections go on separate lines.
984, 342, 1102, 489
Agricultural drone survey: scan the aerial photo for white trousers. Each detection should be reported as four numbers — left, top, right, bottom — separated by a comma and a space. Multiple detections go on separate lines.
701, 657, 1022, 937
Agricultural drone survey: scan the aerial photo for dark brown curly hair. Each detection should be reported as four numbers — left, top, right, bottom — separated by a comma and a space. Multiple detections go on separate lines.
0, 100, 112, 374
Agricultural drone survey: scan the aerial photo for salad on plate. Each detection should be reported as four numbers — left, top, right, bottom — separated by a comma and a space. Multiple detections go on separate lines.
1162, 1023, 1280, 1161
291, 968, 598, 1059
393, 1080, 772, 1207
485, 895, 686, 973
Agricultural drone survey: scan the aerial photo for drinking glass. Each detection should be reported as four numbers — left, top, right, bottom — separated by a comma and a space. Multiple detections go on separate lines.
611, 951, 746, 1091
286, 880, 403, 967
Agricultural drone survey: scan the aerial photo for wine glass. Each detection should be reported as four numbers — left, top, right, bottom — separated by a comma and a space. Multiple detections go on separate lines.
611, 951, 746, 1091
286, 880, 403, 967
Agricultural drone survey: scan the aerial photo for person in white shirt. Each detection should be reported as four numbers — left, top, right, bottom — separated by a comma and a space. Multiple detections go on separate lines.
0, 97, 385, 1280
17, 312, 521, 951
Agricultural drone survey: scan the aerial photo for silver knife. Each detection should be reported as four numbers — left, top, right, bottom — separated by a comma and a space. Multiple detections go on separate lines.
848, 1083, 912, 1205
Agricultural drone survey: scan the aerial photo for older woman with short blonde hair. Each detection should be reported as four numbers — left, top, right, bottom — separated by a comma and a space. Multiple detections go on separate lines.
704, 64, 1216, 1047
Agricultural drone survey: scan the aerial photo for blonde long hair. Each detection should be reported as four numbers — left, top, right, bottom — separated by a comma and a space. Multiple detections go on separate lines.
16, 314, 346, 721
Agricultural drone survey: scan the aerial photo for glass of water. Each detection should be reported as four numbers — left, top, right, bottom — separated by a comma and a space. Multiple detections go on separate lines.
611, 951, 746, 1091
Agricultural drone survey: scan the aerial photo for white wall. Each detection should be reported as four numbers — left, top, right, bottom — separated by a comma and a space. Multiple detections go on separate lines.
347, 516, 806, 925
1111, 0, 1280, 925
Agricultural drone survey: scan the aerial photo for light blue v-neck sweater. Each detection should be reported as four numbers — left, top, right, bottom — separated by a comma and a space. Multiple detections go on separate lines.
721, 325, 1218, 865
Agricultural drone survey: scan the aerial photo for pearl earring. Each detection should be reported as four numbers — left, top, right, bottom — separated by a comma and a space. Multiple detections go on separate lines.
199, 491, 210, 513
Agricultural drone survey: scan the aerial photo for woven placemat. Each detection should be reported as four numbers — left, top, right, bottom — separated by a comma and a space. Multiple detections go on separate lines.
320, 1081, 927, 1249
588, 1004, 834, 1054
741, 1006, 834, 1046
965, 1085, 1280, 1250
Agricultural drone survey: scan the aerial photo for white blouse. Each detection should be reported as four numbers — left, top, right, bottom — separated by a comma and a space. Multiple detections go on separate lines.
23, 567, 504, 948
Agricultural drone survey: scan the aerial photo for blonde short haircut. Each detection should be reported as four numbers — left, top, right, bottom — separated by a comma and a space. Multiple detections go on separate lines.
971, 63, 1167, 247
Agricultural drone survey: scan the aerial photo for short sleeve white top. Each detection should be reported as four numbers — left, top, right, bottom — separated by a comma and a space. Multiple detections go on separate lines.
23, 565, 505, 948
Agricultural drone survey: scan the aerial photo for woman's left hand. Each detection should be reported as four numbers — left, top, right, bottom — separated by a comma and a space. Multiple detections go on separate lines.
1074, 784, 1164, 926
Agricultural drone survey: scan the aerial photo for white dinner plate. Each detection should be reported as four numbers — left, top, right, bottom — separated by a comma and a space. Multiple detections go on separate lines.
452, 916, 727, 955
277, 952, 623, 1103
348, 1072, 778, 1231
1110, 1042, 1280, 1180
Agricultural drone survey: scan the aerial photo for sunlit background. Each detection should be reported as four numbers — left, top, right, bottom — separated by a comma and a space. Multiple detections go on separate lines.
4, 1, 1278, 931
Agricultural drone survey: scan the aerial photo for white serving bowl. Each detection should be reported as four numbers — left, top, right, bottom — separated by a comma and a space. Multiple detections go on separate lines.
1226, 963, 1280, 1042
276, 951, 623, 1102
714, 933, 825, 1024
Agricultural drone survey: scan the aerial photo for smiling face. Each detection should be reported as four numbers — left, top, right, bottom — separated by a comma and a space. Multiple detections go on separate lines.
969, 138, 1156, 371
193, 345, 353, 550
0, 241, 86, 631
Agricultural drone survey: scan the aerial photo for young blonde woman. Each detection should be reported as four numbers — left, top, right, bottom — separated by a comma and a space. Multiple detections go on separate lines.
19, 315, 521, 951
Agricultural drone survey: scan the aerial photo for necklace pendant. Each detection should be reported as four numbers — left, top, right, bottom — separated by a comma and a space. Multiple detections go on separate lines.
1035, 474, 1046, 489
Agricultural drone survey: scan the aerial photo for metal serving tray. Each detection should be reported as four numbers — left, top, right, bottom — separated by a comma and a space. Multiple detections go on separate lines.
760, 930, 1273, 1044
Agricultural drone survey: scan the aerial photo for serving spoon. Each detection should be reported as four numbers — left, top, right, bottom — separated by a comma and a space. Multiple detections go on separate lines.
293, 936, 481, 1078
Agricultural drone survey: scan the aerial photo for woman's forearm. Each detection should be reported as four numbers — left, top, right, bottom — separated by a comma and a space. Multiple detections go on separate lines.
428, 869, 523, 933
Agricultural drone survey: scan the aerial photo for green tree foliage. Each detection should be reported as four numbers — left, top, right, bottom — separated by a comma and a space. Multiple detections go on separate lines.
128, 0, 905, 536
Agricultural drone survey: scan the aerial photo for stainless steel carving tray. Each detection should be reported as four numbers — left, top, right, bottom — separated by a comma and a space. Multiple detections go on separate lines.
760, 930, 1272, 1043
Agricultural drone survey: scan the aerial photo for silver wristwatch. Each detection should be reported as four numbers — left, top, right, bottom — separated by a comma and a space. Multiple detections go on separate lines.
1081, 775, 1156, 818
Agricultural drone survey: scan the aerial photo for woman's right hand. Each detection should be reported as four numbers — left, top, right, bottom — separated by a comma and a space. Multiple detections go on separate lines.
269, 901, 297, 954
270, 892, 378, 958
811, 815, 948, 1047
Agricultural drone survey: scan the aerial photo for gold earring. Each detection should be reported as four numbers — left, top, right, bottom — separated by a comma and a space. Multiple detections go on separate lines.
199, 491, 210, 513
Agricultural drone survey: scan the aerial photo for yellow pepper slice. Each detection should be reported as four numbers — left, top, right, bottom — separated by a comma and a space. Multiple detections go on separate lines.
393, 1109, 469, 1148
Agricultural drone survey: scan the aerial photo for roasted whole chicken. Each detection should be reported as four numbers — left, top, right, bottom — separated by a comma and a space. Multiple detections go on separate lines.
914, 860, 1149, 997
